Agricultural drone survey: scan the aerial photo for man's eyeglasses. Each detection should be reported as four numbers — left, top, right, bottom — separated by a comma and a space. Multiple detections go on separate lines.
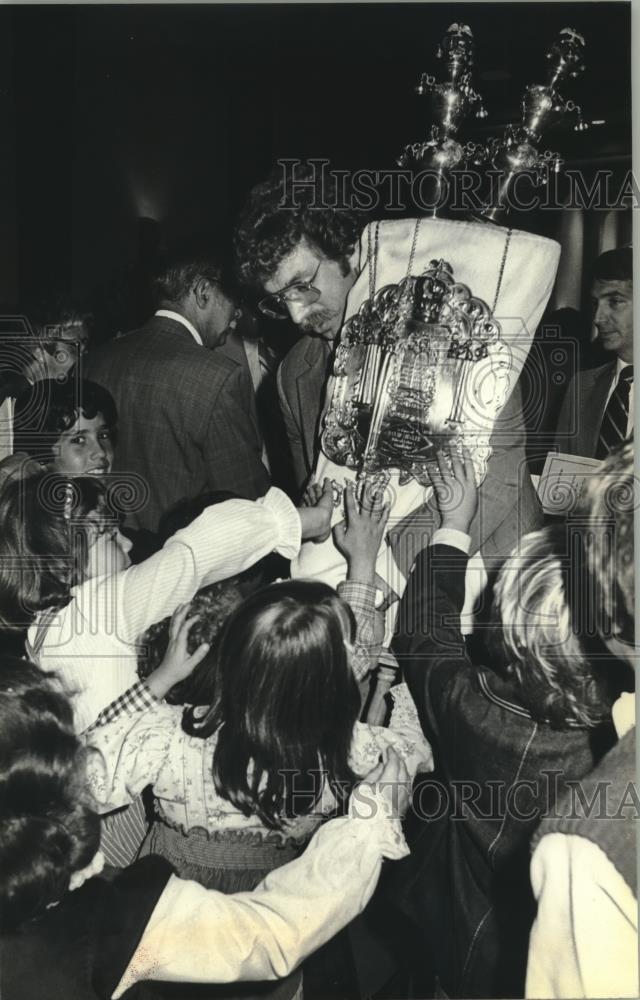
258, 262, 322, 320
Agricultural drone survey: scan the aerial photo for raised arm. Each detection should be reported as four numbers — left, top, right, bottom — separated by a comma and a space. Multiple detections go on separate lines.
393, 448, 478, 720
394, 537, 470, 660
333, 480, 389, 680
89, 486, 332, 644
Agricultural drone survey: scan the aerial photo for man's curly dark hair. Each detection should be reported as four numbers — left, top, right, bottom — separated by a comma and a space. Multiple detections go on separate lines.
234, 164, 366, 291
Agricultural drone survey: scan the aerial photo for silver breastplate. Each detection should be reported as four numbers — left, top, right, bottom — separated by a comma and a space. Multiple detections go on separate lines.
322, 259, 506, 486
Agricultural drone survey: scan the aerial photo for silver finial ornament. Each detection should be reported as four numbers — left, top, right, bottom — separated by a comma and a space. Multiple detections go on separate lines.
477, 27, 589, 222
398, 24, 487, 216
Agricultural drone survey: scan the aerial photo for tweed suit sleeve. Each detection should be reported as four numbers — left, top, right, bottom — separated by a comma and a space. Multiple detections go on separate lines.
277, 361, 309, 497
203, 361, 270, 500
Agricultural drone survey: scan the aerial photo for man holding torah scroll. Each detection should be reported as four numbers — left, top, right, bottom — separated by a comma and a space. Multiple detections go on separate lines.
236, 178, 560, 642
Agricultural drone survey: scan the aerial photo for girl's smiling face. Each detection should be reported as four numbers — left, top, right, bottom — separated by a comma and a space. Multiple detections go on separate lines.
51, 412, 115, 477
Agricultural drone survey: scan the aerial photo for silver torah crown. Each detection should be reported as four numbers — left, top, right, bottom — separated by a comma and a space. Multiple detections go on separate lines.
321, 260, 505, 487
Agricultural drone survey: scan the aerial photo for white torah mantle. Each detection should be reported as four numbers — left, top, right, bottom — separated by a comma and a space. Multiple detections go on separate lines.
292, 217, 561, 635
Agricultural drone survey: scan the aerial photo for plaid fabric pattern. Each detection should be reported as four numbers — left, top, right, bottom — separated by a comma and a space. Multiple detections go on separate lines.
86, 316, 270, 533
337, 579, 384, 681
90, 682, 155, 868
90, 680, 157, 731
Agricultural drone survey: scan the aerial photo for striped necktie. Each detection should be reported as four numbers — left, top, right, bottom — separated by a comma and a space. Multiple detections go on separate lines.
596, 365, 633, 459
258, 340, 276, 383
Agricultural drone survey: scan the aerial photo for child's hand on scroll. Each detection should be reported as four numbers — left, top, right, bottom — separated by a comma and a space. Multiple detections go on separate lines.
333, 481, 390, 585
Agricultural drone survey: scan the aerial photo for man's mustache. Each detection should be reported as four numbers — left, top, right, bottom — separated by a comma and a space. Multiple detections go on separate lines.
300, 310, 333, 332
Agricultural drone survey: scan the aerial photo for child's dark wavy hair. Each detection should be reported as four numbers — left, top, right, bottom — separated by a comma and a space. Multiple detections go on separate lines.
137, 579, 245, 706
183, 579, 361, 830
13, 379, 118, 467
0, 657, 100, 932
0, 472, 114, 629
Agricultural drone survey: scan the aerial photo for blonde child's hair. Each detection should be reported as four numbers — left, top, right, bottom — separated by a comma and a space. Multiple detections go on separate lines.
490, 525, 611, 729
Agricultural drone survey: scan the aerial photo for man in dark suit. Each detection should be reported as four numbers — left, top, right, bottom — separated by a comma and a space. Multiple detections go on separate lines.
87, 247, 269, 533
556, 246, 633, 459
214, 308, 294, 492
235, 167, 541, 582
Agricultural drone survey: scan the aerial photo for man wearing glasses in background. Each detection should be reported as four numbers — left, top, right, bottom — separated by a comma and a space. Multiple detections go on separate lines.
234, 166, 364, 495
0, 299, 90, 463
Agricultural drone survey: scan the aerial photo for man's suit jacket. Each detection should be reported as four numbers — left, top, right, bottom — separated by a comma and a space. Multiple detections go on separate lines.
86, 315, 270, 533
278, 334, 541, 574
277, 334, 331, 497
555, 360, 617, 458
215, 328, 260, 431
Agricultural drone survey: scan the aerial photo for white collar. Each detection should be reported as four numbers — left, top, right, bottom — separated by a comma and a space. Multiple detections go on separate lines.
615, 355, 633, 378
155, 310, 203, 347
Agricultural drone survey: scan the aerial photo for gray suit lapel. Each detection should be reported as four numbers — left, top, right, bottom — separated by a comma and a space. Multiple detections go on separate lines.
296, 339, 329, 470
584, 362, 616, 455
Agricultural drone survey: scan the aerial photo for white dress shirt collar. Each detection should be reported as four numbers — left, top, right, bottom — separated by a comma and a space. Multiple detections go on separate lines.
154, 310, 203, 347
615, 355, 632, 379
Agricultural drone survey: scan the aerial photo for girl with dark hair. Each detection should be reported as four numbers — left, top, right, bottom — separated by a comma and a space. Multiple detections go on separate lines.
10, 377, 160, 566
13, 378, 118, 476
0, 655, 412, 1000
0, 470, 334, 733
85, 497, 431, 893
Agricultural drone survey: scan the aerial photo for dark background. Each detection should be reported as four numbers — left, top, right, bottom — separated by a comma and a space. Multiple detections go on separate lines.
0, 2, 632, 314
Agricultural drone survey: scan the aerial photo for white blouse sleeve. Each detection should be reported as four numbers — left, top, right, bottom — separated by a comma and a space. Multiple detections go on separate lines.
84, 702, 181, 812
112, 788, 409, 997
526, 832, 639, 999
349, 683, 433, 778
93, 488, 301, 644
